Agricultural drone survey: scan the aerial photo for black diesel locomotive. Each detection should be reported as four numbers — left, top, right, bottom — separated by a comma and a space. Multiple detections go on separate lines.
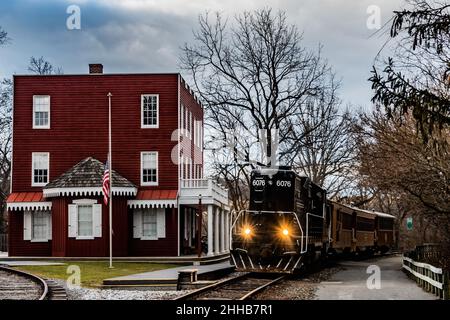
230, 167, 396, 273
230, 167, 328, 273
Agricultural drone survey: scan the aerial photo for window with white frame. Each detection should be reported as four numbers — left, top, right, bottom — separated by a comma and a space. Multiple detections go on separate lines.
23, 210, 51, 242
32, 152, 49, 186
189, 111, 193, 139
77, 205, 93, 237
141, 94, 159, 128
33, 95, 50, 129
133, 208, 166, 240
141, 151, 158, 185
185, 108, 189, 137
68, 200, 102, 239
32, 211, 48, 240
181, 104, 185, 132
142, 210, 157, 238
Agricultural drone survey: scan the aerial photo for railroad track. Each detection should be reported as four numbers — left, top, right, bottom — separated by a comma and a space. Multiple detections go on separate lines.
175, 273, 286, 300
0, 265, 67, 300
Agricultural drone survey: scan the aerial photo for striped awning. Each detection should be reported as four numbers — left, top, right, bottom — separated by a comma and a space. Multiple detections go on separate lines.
7, 192, 52, 211
127, 189, 178, 208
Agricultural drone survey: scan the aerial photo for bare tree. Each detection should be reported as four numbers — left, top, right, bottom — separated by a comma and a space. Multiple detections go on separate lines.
0, 26, 10, 233
356, 108, 449, 215
282, 76, 357, 198
181, 9, 341, 209
354, 106, 450, 263
0, 26, 9, 45
181, 9, 332, 167
28, 56, 63, 75
0, 79, 12, 233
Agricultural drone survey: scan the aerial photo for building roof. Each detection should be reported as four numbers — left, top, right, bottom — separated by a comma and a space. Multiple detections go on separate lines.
44, 157, 135, 189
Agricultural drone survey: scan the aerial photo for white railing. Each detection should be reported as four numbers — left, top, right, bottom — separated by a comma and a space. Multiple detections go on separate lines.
403, 255, 449, 299
180, 179, 229, 203
180, 179, 210, 189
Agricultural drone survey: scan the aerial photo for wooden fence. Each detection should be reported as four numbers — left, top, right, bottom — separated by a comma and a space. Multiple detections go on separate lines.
402, 255, 449, 299
0, 233, 7, 252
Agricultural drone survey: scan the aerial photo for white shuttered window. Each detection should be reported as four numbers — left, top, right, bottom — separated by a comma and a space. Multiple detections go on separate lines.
78, 205, 93, 237
68, 200, 102, 239
133, 208, 166, 240
23, 210, 51, 242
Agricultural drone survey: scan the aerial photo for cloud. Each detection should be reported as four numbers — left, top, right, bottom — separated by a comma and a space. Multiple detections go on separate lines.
0, 0, 405, 106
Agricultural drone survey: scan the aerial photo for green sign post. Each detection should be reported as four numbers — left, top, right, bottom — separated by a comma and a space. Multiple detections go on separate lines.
406, 217, 413, 231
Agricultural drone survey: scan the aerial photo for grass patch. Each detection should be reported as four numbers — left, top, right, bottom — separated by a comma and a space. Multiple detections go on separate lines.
14, 261, 180, 288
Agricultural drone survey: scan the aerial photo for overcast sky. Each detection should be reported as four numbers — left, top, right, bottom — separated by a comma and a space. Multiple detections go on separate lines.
0, 0, 405, 107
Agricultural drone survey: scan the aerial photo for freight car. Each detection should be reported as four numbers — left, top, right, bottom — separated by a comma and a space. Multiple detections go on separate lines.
230, 167, 396, 273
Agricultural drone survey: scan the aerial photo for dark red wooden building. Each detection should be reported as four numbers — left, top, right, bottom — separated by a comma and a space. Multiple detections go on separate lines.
7, 64, 230, 258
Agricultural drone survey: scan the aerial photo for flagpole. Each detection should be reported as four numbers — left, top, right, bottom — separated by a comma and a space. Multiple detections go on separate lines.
107, 92, 113, 269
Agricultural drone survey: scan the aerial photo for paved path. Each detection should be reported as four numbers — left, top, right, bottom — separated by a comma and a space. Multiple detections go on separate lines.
315, 255, 436, 300
104, 261, 233, 281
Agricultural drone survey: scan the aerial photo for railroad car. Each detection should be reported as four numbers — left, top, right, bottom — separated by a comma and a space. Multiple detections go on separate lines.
230, 167, 396, 274
328, 203, 396, 256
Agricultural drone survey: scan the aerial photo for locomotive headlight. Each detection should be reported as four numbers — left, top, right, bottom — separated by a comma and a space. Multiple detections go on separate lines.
278, 225, 291, 238
242, 226, 253, 238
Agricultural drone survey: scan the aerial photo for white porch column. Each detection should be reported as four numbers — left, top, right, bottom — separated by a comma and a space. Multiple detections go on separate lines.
207, 205, 214, 256
225, 210, 230, 251
214, 206, 220, 254
220, 207, 225, 253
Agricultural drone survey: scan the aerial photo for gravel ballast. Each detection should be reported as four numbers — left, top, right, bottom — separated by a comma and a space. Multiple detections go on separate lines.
53, 279, 192, 300
252, 266, 343, 300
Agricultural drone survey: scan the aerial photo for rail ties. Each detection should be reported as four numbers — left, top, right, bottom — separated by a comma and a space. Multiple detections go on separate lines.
175, 273, 286, 300
0, 265, 67, 300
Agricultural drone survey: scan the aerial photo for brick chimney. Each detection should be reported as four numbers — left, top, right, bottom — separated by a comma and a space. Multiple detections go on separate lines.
89, 64, 103, 74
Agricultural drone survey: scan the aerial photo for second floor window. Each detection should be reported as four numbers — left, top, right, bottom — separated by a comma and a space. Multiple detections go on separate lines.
33, 95, 50, 129
32, 152, 49, 186
141, 151, 158, 186
141, 94, 159, 128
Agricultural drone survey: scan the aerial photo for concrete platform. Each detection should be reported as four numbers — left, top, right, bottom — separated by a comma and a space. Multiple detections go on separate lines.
102, 261, 235, 290
0, 261, 66, 266
0, 252, 230, 265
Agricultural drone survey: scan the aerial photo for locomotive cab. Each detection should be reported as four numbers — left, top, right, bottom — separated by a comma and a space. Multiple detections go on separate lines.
231, 167, 328, 273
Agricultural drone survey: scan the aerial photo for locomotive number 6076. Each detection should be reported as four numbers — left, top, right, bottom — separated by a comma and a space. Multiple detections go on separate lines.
276, 180, 291, 187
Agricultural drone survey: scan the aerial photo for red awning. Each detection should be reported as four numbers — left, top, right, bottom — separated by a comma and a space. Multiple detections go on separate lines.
128, 189, 178, 208
7, 192, 45, 203
135, 189, 178, 200
7, 192, 52, 211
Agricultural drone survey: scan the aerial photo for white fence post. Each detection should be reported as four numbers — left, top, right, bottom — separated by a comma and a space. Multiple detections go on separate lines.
402, 254, 447, 299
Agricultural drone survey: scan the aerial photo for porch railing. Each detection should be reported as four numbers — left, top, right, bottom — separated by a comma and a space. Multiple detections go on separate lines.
180, 179, 229, 202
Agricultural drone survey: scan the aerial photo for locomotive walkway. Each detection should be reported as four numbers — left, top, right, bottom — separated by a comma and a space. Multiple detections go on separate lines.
315, 255, 436, 300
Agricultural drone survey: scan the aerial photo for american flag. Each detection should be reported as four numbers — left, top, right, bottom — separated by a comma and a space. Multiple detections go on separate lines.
102, 155, 110, 205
